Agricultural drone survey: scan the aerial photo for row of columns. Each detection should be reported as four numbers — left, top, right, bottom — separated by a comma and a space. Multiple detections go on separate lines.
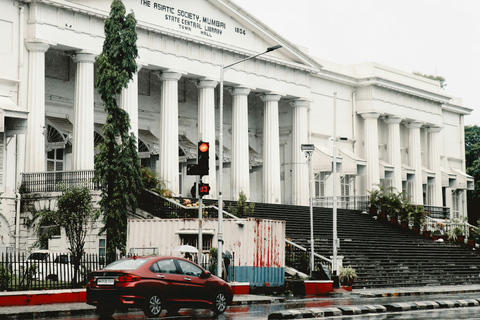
23, 41, 311, 205
361, 112, 443, 206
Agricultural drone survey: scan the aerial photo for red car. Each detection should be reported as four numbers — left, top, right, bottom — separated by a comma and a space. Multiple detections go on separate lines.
86, 256, 233, 318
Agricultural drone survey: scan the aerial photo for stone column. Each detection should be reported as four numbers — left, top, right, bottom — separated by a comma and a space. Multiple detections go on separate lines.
427, 126, 443, 206
261, 94, 282, 204
156, 71, 183, 195
361, 113, 381, 191
291, 100, 310, 206
196, 80, 218, 199
25, 41, 49, 172
120, 61, 143, 146
229, 87, 251, 200
72, 52, 96, 170
406, 121, 424, 204
384, 116, 403, 193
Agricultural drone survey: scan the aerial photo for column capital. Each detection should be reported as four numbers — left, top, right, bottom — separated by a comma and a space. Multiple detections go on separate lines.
360, 112, 381, 120
229, 87, 251, 96
154, 71, 184, 82
25, 41, 50, 53
260, 93, 282, 102
194, 79, 218, 89
384, 115, 403, 124
289, 99, 309, 108
72, 52, 96, 64
426, 125, 443, 133
405, 121, 423, 129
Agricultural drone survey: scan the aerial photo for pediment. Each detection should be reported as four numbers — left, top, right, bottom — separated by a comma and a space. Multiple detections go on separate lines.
65, 0, 319, 72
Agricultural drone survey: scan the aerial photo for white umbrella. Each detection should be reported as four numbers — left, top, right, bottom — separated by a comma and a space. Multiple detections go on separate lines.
173, 245, 198, 254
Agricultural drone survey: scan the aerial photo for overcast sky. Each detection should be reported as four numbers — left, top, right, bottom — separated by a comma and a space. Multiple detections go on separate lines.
233, 0, 480, 126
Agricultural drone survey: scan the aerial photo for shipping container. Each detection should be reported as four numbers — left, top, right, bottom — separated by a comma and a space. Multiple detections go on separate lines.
126, 218, 285, 287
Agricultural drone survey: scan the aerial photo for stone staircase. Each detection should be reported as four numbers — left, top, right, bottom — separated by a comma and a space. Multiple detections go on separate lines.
239, 201, 480, 289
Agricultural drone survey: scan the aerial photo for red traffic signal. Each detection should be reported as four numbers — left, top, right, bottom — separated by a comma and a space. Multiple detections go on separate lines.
186, 141, 210, 176
197, 141, 209, 176
198, 182, 210, 197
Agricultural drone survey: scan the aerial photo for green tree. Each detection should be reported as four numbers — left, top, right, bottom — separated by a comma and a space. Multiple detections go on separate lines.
228, 191, 255, 216
94, 0, 143, 262
465, 125, 480, 224
56, 184, 97, 283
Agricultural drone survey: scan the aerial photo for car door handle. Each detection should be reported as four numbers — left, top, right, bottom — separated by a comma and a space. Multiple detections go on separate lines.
184, 277, 191, 281
157, 274, 165, 278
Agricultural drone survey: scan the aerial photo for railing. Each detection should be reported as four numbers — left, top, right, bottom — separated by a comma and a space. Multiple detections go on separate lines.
0, 252, 108, 291
423, 205, 450, 219
313, 196, 370, 211
21, 170, 100, 193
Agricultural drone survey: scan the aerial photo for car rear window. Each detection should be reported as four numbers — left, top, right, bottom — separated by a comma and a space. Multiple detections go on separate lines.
103, 258, 149, 270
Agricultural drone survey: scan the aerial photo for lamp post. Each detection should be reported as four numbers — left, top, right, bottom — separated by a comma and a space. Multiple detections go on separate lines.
301, 144, 315, 276
332, 92, 339, 287
217, 45, 282, 278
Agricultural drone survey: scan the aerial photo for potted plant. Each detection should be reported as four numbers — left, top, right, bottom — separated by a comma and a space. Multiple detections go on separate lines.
368, 187, 381, 215
408, 205, 426, 234
339, 265, 357, 287
399, 198, 412, 228
467, 228, 476, 248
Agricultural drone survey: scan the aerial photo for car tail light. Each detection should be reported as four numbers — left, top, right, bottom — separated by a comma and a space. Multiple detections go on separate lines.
88, 274, 96, 283
116, 274, 141, 283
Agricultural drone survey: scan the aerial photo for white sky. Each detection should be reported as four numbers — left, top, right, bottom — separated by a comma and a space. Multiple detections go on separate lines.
233, 0, 480, 126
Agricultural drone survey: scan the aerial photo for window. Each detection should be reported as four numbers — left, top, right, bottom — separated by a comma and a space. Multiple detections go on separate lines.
151, 259, 178, 274
315, 172, 326, 197
177, 259, 203, 277
47, 149, 64, 171
180, 235, 212, 252
452, 190, 460, 219
99, 239, 106, 264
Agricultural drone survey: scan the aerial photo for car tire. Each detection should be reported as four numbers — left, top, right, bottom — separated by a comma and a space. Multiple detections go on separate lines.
96, 305, 115, 318
211, 291, 228, 314
143, 293, 163, 318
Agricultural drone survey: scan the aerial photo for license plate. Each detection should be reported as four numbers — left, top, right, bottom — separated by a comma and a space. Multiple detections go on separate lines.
97, 278, 115, 285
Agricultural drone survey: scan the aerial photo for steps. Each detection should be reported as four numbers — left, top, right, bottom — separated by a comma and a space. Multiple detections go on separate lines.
238, 201, 480, 289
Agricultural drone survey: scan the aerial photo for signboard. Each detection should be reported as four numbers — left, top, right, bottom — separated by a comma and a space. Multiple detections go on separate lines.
68, 0, 255, 47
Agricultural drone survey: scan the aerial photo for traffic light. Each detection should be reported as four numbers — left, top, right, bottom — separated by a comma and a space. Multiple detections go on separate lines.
186, 141, 210, 176
198, 182, 210, 197
197, 141, 209, 176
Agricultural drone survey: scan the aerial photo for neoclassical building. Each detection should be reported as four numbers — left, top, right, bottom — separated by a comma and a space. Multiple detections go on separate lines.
0, 0, 473, 252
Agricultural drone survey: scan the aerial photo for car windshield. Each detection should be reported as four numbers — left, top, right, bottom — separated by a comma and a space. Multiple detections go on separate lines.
27, 253, 48, 261
103, 258, 149, 271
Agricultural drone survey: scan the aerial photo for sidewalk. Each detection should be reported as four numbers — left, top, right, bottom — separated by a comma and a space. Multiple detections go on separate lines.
2, 285, 480, 319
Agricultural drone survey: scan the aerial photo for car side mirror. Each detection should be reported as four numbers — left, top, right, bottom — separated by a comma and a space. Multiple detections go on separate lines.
201, 270, 212, 279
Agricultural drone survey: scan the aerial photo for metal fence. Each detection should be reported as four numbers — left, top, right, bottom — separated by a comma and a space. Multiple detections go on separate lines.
0, 252, 108, 291
313, 195, 370, 211
21, 170, 100, 193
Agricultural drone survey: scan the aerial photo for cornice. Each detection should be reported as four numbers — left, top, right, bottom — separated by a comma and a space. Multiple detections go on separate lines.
35, 0, 320, 74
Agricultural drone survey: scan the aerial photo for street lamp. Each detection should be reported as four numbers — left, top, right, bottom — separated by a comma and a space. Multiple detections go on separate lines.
217, 44, 282, 278
332, 92, 339, 287
301, 143, 315, 277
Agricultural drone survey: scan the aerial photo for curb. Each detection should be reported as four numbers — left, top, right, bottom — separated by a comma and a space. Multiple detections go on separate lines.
267, 298, 480, 319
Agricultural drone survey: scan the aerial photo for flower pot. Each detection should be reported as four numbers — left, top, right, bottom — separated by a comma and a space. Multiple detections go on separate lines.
390, 217, 398, 225
458, 235, 465, 243
423, 230, 431, 238
401, 221, 408, 229
467, 239, 475, 248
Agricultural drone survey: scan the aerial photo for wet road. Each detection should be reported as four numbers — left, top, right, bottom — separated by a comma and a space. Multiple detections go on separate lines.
39, 292, 480, 319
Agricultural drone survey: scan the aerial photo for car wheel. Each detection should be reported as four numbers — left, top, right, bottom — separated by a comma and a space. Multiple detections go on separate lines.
211, 291, 228, 314
143, 293, 163, 318
96, 305, 115, 318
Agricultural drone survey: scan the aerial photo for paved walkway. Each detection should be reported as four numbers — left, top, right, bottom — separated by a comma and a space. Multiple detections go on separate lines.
2, 285, 480, 319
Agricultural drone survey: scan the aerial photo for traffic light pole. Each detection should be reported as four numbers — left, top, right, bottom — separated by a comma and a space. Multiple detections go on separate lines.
197, 177, 203, 265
